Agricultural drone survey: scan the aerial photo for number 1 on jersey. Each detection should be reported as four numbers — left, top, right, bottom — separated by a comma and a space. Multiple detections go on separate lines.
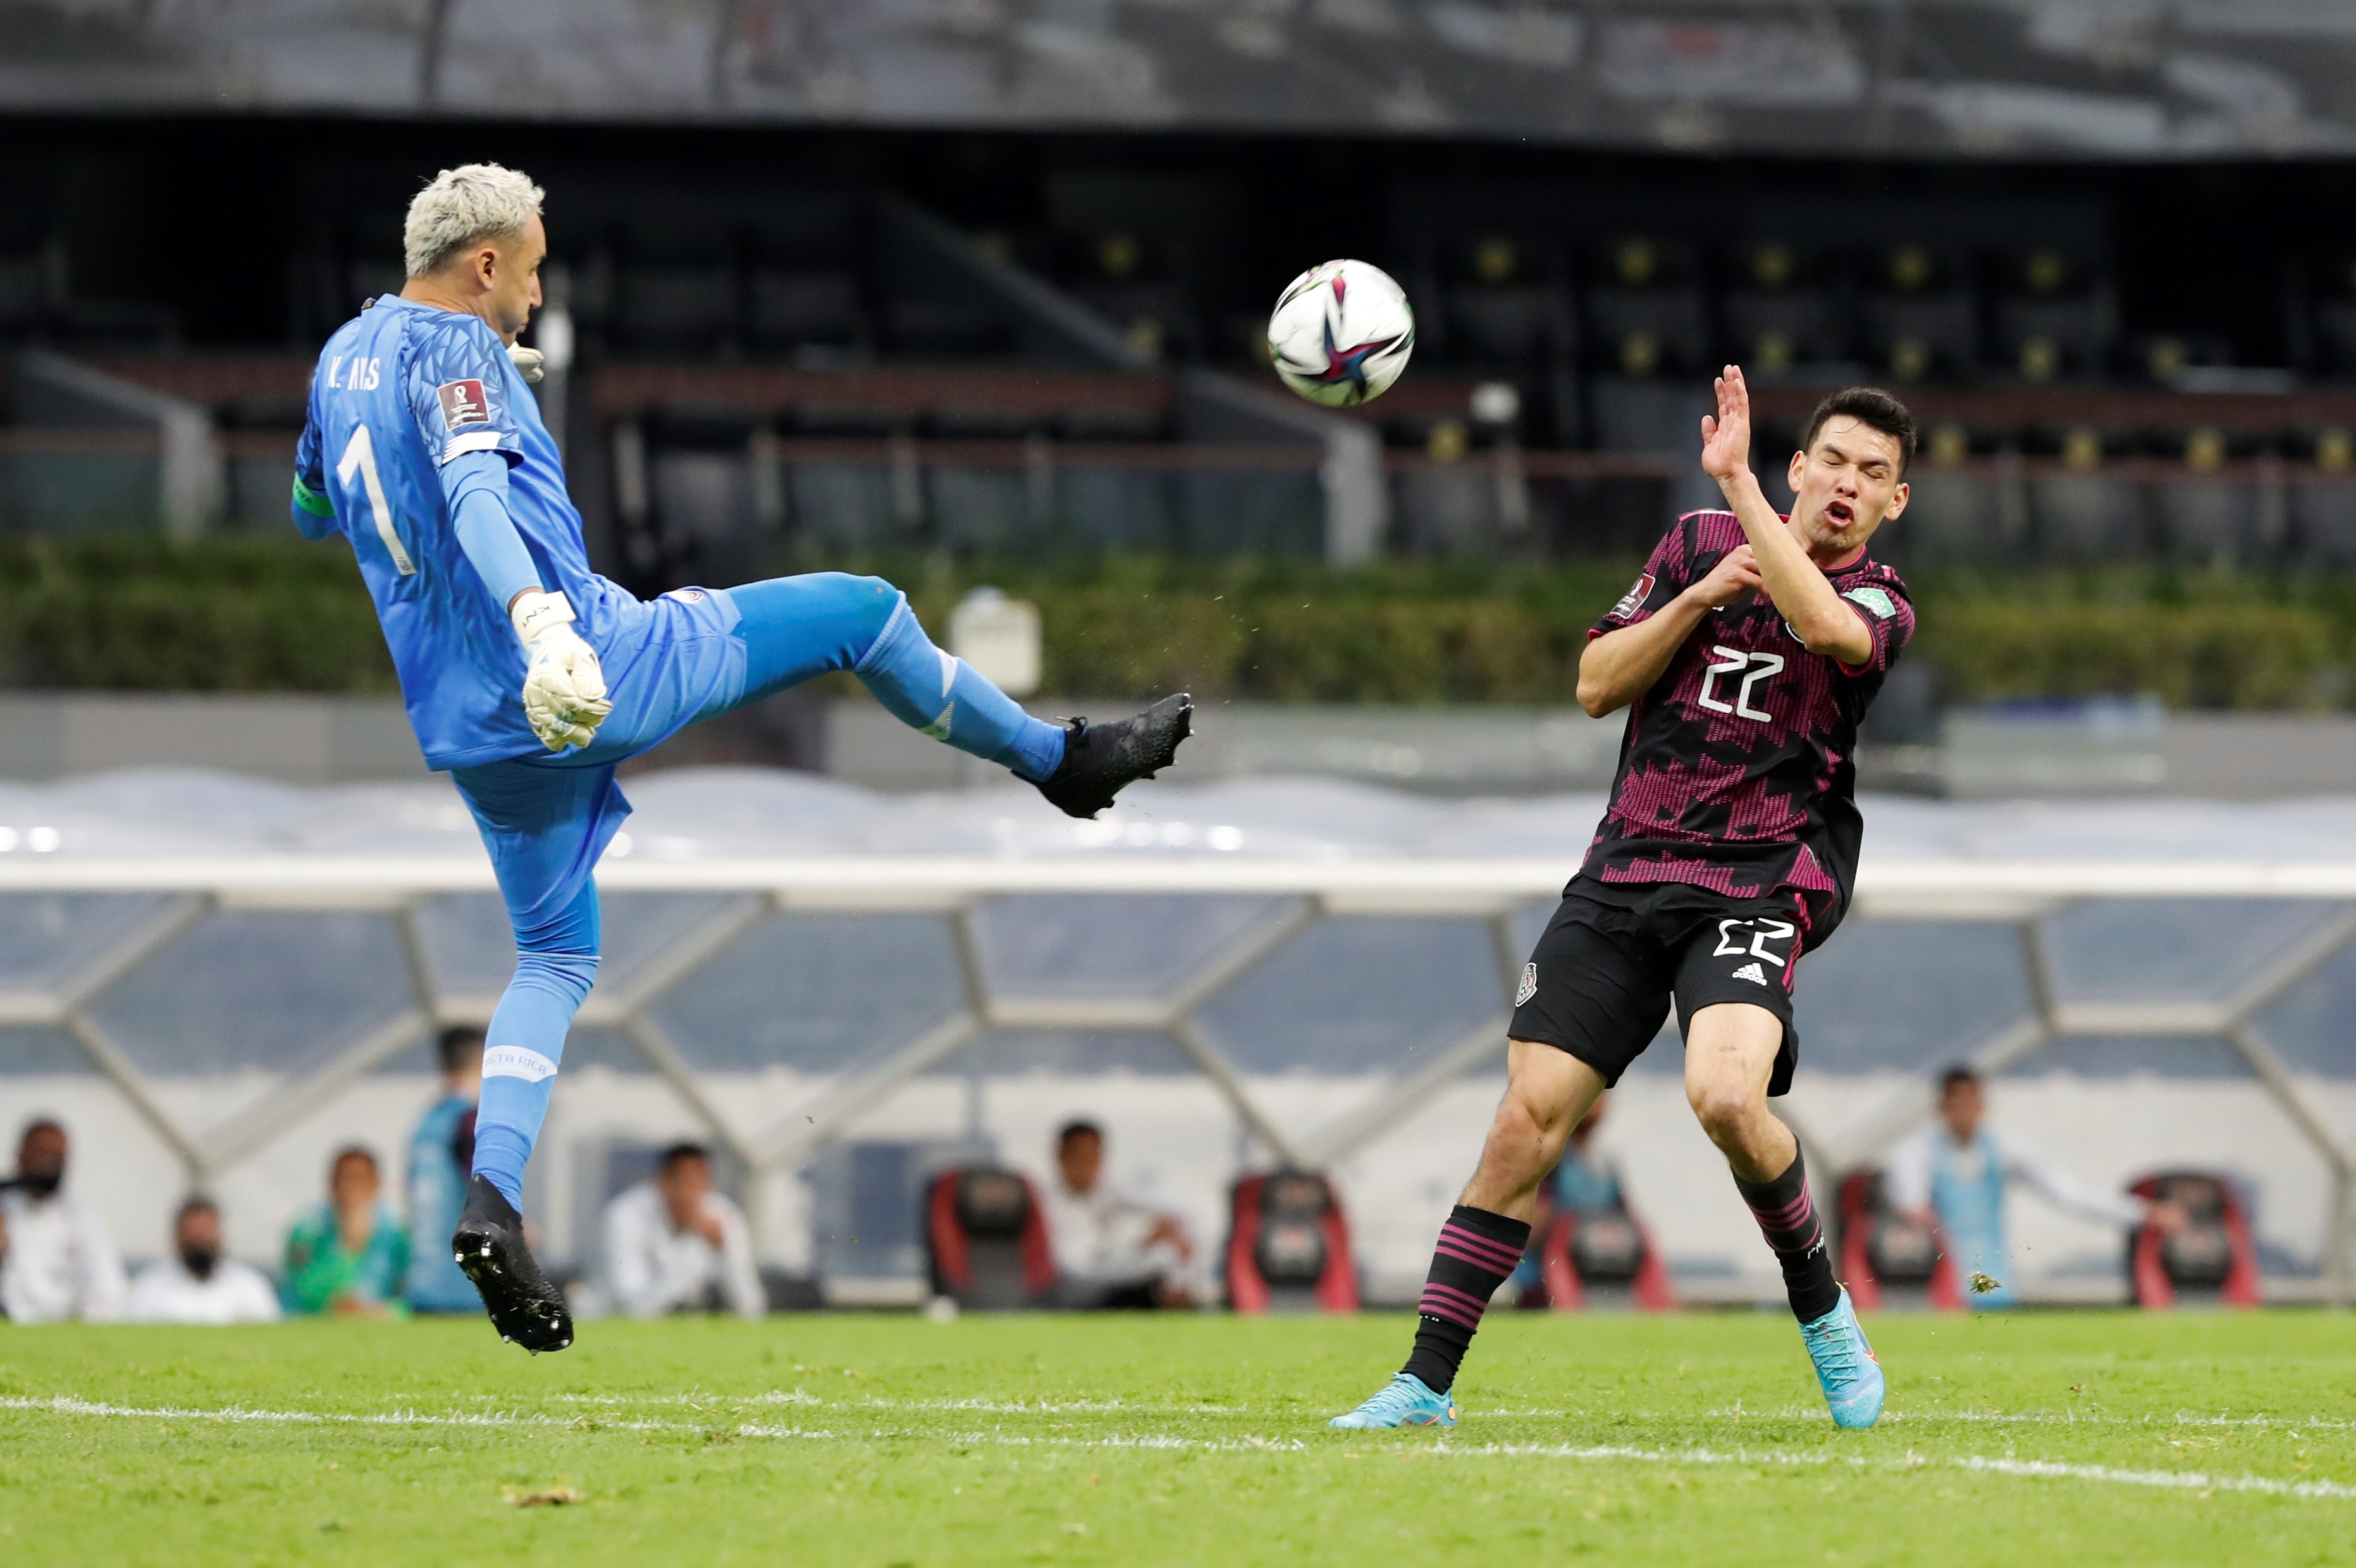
336, 424, 418, 577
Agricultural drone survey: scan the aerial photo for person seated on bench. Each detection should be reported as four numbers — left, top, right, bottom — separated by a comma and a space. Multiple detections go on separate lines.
1041, 1120, 1193, 1308
1887, 1066, 2182, 1309
603, 1142, 763, 1318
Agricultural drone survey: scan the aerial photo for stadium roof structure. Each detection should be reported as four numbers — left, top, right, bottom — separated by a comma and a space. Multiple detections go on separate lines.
9, 0, 2356, 159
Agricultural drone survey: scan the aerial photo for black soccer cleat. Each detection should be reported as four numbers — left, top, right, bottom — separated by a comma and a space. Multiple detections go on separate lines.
452, 1174, 574, 1354
1035, 693, 1193, 819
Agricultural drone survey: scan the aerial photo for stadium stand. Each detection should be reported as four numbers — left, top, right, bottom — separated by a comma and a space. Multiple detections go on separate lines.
0, 109, 2352, 565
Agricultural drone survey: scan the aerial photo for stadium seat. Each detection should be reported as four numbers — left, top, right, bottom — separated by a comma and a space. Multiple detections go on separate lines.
1991, 295, 2114, 383
1223, 1170, 1358, 1314
1856, 292, 1977, 385
1528, 1204, 1675, 1312
924, 1166, 1057, 1311
1582, 287, 1708, 379
1720, 289, 1848, 376
1835, 1169, 1963, 1312
1718, 239, 1849, 374
2126, 1171, 2260, 1310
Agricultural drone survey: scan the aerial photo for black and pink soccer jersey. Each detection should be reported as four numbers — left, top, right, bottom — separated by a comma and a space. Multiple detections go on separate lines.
1579, 509, 1915, 946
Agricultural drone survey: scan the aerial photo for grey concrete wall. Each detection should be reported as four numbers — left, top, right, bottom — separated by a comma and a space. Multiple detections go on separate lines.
0, 694, 426, 783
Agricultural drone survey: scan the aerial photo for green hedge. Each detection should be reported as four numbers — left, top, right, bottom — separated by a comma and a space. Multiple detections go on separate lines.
0, 539, 396, 692
2, 538, 2350, 711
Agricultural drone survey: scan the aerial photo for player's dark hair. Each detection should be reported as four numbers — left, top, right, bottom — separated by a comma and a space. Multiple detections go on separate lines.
1938, 1065, 1981, 1094
658, 1142, 710, 1173
436, 1025, 485, 1074
1801, 387, 1918, 476
1056, 1120, 1103, 1151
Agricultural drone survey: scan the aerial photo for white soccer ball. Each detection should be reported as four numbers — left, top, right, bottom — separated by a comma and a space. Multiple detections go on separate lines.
1267, 259, 1415, 407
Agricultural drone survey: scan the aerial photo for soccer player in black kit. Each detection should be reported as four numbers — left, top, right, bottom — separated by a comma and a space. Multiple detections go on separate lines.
1336, 367, 1915, 1431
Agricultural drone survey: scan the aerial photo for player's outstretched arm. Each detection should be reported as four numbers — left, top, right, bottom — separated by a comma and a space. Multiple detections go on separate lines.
1576, 546, 1762, 717
1698, 366, 1872, 666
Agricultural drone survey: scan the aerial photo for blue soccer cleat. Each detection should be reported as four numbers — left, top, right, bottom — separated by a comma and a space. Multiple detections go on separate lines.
1329, 1373, 1458, 1430
1799, 1287, 1885, 1429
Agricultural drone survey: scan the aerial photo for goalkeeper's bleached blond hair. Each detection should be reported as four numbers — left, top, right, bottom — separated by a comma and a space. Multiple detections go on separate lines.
404, 163, 546, 279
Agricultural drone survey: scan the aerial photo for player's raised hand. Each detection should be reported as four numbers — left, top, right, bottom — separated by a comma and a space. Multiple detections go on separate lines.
1698, 364, 1753, 481
510, 590, 613, 751
1687, 542, 1764, 609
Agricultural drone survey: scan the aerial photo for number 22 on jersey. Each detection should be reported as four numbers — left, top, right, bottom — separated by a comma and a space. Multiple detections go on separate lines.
1696, 645, 1782, 722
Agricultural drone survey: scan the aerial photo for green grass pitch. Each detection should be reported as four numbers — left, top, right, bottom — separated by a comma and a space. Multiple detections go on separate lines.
3, 1311, 2353, 1566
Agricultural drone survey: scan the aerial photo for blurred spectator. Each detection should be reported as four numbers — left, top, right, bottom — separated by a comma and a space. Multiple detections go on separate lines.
282, 1146, 410, 1317
1042, 1120, 1193, 1308
0, 1118, 126, 1323
1887, 1066, 2183, 1309
126, 1198, 281, 1325
406, 1026, 484, 1314
603, 1143, 762, 1318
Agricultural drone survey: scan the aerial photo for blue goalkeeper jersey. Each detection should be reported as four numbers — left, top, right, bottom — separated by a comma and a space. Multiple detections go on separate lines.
293, 295, 641, 770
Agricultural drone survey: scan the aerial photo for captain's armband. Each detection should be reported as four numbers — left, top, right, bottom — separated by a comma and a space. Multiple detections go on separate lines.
291, 472, 335, 519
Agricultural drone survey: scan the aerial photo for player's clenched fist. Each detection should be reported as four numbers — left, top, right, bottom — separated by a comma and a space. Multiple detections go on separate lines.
1687, 543, 1764, 610
510, 590, 612, 751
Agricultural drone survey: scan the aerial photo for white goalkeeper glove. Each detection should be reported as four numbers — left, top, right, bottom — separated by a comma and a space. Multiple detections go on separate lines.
511, 590, 611, 752
507, 344, 545, 384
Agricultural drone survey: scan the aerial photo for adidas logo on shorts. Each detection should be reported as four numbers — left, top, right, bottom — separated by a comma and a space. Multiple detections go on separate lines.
1732, 961, 1768, 985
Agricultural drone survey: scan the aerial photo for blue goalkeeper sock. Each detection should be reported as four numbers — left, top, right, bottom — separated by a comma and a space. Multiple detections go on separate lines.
727, 573, 1066, 783
471, 886, 601, 1210
854, 595, 1066, 783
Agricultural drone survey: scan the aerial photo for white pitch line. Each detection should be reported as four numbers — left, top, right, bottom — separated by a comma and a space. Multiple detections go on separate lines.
6, 1394, 2352, 1501
551, 1391, 1245, 1417
549, 1390, 2356, 1435
1699, 1404, 2356, 1433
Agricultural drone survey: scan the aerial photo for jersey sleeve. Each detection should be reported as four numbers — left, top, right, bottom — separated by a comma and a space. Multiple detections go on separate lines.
289, 405, 336, 539
405, 323, 524, 469
1588, 517, 1694, 639
1834, 570, 1915, 676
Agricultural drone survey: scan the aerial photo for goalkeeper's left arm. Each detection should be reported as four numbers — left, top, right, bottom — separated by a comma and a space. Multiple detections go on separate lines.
290, 416, 338, 541
442, 450, 610, 752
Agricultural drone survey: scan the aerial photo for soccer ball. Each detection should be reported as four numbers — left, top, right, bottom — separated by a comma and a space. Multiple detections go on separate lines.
1267, 259, 1415, 407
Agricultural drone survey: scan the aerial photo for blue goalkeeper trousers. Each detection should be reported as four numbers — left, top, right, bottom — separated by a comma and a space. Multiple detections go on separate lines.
453, 572, 1063, 1209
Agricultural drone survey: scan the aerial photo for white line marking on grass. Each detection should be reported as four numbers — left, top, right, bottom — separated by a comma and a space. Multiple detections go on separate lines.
8, 1394, 2352, 1501
1701, 1405, 2356, 1432
552, 1392, 1246, 1417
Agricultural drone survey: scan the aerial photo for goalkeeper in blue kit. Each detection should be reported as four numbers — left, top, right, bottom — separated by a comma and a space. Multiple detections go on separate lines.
292, 164, 1190, 1351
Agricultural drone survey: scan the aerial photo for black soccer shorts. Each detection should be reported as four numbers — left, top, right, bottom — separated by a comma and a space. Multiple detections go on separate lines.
1507, 877, 1806, 1097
